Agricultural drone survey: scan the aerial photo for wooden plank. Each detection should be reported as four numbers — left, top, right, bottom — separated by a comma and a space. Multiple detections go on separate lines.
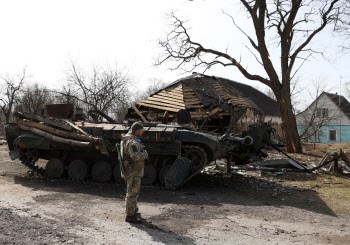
160, 90, 184, 97
137, 102, 182, 112
152, 94, 184, 103
157, 91, 183, 99
186, 105, 204, 109
18, 124, 91, 148
208, 107, 221, 117
183, 92, 196, 95
229, 100, 249, 106
184, 96, 199, 101
164, 90, 183, 95
140, 99, 185, 109
142, 97, 185, 107
132, 104, 148, 123
184, 100, 202, 106
167, 87, 183, 93
15, 112, 73, 132
64, 120, 89, 136
138, 100, 185, 110
184, 100, 202, 105
229, 99, 250, 106
182, 88, 195, 92
215, 88, 225, 92
17, 119, 100, 143
190, 111, 207, 115
183, 94, 197, 98
229, 97, 248, 102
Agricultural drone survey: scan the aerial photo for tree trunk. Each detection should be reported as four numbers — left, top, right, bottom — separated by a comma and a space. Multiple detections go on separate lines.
276, 92, 303, 153
4, 112, 10, 124
17, 124, 91, 148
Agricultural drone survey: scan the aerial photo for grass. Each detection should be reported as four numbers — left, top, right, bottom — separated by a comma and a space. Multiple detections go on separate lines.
279, 174, 350, 216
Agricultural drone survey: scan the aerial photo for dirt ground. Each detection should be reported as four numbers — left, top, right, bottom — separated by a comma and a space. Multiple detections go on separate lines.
1, 144, 350, 245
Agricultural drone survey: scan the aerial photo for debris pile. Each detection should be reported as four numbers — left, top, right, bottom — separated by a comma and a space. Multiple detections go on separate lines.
126, 74, 282, 136
310, 149, 350, 175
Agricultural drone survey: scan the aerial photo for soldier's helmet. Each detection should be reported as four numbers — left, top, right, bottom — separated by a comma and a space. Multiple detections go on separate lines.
131, 122, 143, 133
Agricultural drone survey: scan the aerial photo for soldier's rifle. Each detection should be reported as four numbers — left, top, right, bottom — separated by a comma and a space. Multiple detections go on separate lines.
115, 143, 125, 177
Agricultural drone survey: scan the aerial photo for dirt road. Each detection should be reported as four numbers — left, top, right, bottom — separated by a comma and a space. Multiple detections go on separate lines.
1, 146, 350, 244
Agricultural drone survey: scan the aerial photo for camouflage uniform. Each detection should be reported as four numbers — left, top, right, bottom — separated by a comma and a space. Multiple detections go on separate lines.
121, 131, 148, 217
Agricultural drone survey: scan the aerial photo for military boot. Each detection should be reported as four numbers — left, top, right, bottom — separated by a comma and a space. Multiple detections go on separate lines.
125, 215, 142, 224
134, 207, 141, 217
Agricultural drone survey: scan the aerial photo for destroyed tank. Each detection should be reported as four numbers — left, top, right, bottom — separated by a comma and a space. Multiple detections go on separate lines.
5, 111, 273, 188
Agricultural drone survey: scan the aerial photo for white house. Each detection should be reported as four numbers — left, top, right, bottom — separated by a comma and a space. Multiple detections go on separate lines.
296, 92, 350, 143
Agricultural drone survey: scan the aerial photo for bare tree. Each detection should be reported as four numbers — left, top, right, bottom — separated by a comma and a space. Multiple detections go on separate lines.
157, 1, 350, 153
0, 68, 27, 123
55, 82, 79, 107
297, 80, 336, 142
65, 62, 132, 121
133, 78, 167, 102
16, 83, 55, 115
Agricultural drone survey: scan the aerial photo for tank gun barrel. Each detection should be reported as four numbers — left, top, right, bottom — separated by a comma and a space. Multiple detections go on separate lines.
219, 134, 253, 146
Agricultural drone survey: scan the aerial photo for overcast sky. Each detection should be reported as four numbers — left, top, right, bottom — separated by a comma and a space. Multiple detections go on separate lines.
1, 0, 349, 109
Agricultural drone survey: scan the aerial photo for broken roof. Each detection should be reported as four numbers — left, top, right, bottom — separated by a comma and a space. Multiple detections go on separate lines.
136, 74, 280, 117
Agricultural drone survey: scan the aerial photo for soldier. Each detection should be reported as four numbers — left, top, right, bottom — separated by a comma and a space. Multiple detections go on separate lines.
121, 122, 148, 224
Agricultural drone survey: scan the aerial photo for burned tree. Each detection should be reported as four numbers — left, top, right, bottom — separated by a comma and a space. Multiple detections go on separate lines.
157, 1, 350, 153
0, 68, 27, 123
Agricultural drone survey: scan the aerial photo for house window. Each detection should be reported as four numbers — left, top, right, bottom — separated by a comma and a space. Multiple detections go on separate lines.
316, 108, 328, 118
329, 129, 337, 141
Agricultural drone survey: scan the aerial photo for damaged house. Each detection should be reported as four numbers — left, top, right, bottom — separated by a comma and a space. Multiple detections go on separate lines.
126, 74, 281, 135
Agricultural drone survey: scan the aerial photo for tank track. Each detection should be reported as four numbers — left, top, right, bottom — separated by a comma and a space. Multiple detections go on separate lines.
19, 157, 167, 190
18, 145, 209, 189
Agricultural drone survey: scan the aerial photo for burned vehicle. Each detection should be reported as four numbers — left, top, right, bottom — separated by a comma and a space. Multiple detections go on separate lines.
5, 111, 273, 188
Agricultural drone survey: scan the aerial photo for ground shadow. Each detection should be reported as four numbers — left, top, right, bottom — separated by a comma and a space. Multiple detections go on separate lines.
13, 170, 337, 217
129, 219, 196, 245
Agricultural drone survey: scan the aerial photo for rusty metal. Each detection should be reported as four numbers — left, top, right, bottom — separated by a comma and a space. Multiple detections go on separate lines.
46, 104, 74, 119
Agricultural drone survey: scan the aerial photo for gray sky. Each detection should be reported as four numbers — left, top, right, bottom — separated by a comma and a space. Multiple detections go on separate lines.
1, 0, 349, 109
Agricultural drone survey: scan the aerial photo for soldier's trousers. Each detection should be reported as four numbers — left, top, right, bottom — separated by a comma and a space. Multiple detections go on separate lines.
125, 176, 141, 217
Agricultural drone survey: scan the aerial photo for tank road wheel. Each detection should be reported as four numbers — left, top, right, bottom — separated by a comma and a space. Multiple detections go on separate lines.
142, 164, 157, 185
68, 160, 88, 181
113, 164, 124, 184
92, 161, 112, 182
46, 158, 65, 179
159, 164, 172, 186
182, 145, 208, 174
19, 148, 39, 164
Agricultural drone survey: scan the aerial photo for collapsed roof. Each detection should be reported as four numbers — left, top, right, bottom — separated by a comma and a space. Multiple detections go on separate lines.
126, 74, 280, 132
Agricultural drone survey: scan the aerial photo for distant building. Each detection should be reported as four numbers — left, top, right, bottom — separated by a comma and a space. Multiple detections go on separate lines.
296, 92, 350, 143
126, 74, 281, 136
